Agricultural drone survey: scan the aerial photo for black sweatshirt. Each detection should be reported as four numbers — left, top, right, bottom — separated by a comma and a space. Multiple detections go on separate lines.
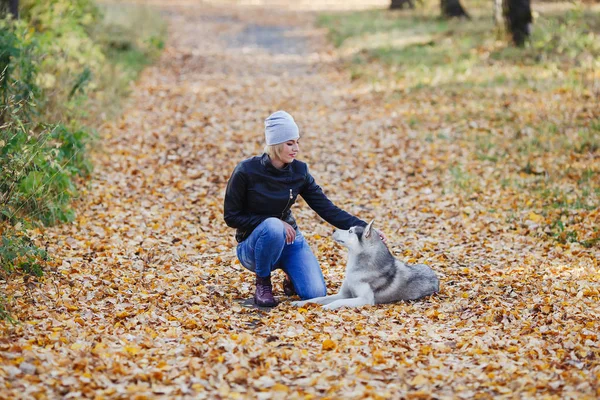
224, 153, 367, 243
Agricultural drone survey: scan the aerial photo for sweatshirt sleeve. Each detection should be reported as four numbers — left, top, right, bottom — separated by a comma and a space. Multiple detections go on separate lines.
300, 168, 367, 230
223, 165, 268, 231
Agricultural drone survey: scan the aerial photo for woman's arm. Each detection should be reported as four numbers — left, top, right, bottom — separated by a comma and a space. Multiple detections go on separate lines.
224, 166, 268, 231
300, 170, 367, 230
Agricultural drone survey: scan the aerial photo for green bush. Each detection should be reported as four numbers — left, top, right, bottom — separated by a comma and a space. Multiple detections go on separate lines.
0, 16, 89, 321
0, 19, 39, 124
0, 124, 92, 226
0, 17, 91, 227
0, 0, 166, 322
19, 0, 105, 124
0, 230, 47, 324
0, 231, 47, 277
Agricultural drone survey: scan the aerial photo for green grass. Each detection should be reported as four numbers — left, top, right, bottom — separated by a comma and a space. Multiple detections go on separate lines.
89, 3, 166, 122
447, 163, 477, 194
475, 133, 500, 162
318, 3, 600, 92
319, 1, 600, 247
318, 11, 451, 48
97, 3, 165, 71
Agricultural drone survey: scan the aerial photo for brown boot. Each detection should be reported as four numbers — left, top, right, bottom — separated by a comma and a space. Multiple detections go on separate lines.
254, 275, 278, 307
283, 274, 296, 297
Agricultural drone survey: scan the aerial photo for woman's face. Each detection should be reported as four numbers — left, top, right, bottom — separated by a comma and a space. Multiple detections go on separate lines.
278, 139, 299, 164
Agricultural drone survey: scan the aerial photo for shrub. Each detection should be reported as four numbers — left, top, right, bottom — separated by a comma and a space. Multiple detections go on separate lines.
0, 19, 39, 125
0, 0, 166, 321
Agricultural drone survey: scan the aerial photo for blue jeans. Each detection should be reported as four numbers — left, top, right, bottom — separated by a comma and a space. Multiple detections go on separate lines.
236, 218, 327, 300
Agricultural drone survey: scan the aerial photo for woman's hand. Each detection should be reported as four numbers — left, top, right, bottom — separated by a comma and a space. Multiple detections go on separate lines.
283, 221, 296, 244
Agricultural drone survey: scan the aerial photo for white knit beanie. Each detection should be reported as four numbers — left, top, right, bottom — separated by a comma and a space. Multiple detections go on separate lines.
264, 111, 300, 145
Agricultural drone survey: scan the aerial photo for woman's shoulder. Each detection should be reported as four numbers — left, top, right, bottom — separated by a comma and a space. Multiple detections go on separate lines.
292, 159, 309, 174
235, 155, 262, 171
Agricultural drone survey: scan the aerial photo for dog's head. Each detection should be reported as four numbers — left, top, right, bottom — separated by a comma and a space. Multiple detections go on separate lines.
333, 220, 379, 251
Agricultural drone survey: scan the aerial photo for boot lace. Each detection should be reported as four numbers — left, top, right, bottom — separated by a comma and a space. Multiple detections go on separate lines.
258, 284, 274, 297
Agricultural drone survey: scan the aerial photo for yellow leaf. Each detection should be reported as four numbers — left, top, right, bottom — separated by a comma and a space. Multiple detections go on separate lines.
541, 305, 551, 313
405, 390, 431, 399
322, 339, 336, 351
116, 311, 131, 319
372, 349, 385, 364
192, 384, 205, 391
92, 342, 106, 355
410, 375, 428, 386
71, 343, 83, 351
124, 345, 140, 355
183, 319, 198, 329
272, 383, 289, 392
528, 212, 543, 223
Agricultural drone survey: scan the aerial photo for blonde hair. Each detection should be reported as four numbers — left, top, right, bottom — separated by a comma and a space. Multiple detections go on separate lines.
264, 143, 285, 161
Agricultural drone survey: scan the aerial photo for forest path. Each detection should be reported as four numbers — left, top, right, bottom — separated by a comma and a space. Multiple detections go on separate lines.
2, 1, 598, 398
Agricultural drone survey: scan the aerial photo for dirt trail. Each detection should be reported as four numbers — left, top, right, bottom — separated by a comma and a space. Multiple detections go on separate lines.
1, 1, 598, 399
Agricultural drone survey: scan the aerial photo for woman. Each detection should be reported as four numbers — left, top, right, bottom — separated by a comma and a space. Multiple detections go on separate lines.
224, 110, 373, 307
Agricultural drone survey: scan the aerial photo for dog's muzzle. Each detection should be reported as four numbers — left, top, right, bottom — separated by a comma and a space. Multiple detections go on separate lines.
332, 230, 345, 243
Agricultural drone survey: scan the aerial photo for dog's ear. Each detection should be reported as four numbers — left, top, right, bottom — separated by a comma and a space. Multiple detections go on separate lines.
364, 219, 375, 238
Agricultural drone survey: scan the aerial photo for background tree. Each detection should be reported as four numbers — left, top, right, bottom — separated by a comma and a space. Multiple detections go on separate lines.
441, 0, 470, 18
494, 0, 503, 26
390, 0, 416, 9
0, 0, 19, 19
503, 0, 532, 46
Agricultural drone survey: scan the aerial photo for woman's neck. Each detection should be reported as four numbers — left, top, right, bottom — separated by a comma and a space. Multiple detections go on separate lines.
270, 156, 285, 169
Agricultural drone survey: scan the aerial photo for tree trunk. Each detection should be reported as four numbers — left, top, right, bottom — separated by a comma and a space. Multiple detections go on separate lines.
441, 0, 470, 19
494, 0, 504, 26
390, 0, 415, 9
9, 0, 18, 19
1, 0, 18, 18
503, 0, 532, 46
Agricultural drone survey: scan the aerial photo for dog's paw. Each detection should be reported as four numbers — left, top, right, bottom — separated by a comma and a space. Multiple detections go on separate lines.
291, 300, 307, 307
322, 303, 339, 311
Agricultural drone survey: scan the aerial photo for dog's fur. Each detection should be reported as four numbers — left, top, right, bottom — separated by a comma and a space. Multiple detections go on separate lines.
293, 220, 439, 310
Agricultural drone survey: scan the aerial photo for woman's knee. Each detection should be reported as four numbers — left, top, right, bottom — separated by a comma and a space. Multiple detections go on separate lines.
260, 218, 285, 238
255, 218, 286, 250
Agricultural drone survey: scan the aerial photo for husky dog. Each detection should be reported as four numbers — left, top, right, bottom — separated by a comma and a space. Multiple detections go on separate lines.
293, 220, 439, 310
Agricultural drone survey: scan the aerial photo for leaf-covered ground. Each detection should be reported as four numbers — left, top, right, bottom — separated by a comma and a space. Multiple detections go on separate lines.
1, 1, 599, 398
